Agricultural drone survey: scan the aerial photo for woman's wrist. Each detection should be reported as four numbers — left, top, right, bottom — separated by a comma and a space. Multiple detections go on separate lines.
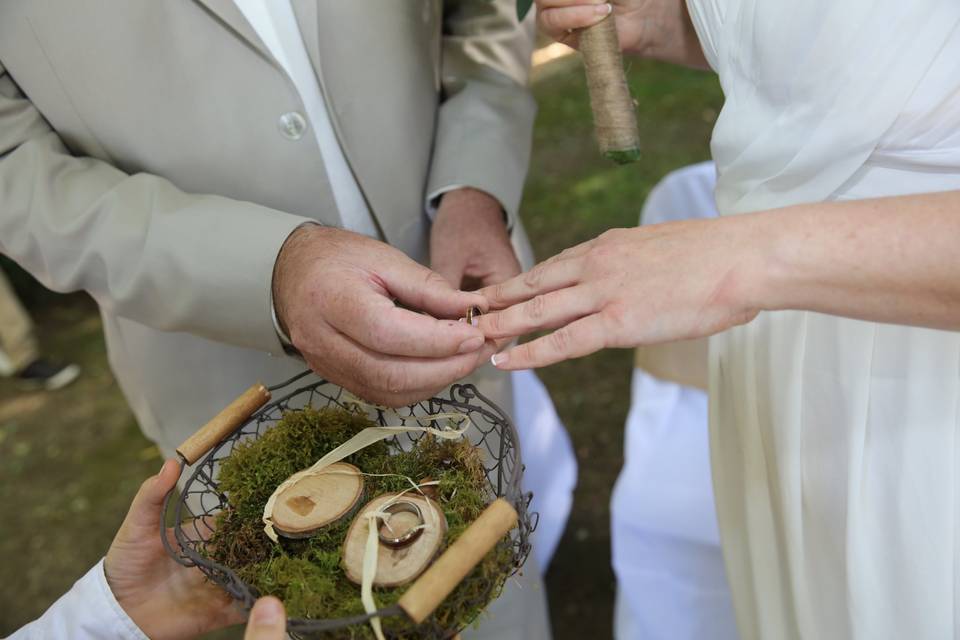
722, 209, 793, 318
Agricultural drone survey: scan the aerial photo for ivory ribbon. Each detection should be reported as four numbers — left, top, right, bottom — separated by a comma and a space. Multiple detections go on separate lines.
360, 480, 440, 640
262, 412, 469, 542
260, 407, 472, 638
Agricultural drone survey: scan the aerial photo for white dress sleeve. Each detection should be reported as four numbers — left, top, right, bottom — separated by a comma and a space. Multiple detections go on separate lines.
8, 559, 148, 640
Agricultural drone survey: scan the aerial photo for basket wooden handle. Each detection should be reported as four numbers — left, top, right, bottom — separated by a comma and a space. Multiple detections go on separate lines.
398, 498, 518, 624
175, 383, 271, 464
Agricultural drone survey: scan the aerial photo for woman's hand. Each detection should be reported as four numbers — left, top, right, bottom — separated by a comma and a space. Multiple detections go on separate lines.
478, 218, 764, 370
104, 459, 245, 639
536, 0, 709, 68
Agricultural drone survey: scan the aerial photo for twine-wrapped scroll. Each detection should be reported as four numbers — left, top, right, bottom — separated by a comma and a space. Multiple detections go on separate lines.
580, 15, 640, 163
516, 1, 639, 163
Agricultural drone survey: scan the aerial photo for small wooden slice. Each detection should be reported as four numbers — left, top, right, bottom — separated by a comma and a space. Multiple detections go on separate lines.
272, 462, 364, 538
342, 494, 447, 588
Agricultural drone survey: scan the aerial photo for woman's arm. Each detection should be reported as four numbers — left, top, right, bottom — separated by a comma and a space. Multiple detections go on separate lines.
536, 0, 710, 70
478, 190, 960, 369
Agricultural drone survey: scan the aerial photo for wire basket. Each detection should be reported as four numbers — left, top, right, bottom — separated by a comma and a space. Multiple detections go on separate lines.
161, 370, 535, 638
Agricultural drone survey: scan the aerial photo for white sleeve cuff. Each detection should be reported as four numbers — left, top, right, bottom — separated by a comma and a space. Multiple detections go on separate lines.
424, 184, 465, 221
10, 559, 149, 640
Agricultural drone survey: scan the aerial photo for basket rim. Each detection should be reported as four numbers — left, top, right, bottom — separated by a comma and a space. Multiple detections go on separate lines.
163, 375, 535, 635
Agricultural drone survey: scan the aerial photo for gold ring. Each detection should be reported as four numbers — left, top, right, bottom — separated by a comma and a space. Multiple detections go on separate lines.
377, 500, 425, 548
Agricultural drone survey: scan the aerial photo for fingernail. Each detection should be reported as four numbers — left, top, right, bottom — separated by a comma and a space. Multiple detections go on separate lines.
597, 3, 612, 15
491, 353, 509, 368
458, 336, 485, 354
252, 598, 284, 625
470, 315, 480, 327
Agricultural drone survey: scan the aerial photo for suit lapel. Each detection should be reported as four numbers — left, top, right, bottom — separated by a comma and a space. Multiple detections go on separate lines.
290, 0, 389, 240
290, 0, 321, 74
290, 2, 438, 256
194, 0, 275, 64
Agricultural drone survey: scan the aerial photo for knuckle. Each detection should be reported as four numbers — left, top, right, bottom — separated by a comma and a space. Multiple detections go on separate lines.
538, 11, 559, 32
517, 341, 537, 363
490, 282, 508, 304
348, 352, 371, 385
522, 265, 544, 289
525, 294, 548, 321
456, 359, 475, 380
424, 270, 450, 290
365, 320, 392, 349
379, 367, 406, 395
602, 305, 630, 345
549, 327, 573, 354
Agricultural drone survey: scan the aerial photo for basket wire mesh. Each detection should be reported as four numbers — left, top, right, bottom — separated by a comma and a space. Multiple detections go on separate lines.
162, 371, 536, 638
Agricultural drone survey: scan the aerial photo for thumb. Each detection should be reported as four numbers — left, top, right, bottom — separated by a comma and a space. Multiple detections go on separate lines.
244, 597, 287, 640
124, 458, 180, 531
384, 258, 487, 319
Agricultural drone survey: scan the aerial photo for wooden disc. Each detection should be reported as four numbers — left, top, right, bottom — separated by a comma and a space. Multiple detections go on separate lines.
342, 494, 447, 588
272, 462, 364, 538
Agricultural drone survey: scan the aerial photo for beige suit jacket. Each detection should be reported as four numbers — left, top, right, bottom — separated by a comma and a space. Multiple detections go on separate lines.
0, 1, 538, 452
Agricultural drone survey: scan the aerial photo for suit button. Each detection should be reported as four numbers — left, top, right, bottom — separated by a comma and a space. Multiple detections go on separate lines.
278, 111, 307, 140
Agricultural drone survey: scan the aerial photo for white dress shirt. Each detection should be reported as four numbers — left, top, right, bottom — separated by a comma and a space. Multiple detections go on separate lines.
10, 559, 148, 640
233, 0, 379, 237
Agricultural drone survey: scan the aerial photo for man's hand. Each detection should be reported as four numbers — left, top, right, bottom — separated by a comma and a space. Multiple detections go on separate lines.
105, 460, 245, 639
535, 0, 709, 69
430, 187, 522, 292
273, 225, 492, 406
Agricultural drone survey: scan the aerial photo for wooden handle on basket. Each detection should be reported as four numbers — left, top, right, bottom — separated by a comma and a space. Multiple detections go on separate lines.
398, 498, 518, 624
175, 383, 271, 464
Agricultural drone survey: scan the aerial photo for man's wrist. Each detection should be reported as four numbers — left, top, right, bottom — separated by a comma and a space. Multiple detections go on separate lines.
434, 187, 509, 226
271, 222, 323, 357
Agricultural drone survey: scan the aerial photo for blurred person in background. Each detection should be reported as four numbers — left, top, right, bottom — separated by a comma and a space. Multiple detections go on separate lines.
611, 162, 737, 640
0, 268, 80, 390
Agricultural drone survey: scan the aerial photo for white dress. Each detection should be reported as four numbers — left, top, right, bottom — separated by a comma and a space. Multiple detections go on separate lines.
611, 162, 738, 640
685, 1, 960, 638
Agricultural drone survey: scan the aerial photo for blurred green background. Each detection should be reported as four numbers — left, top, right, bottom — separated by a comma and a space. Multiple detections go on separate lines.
0, 54, 721, 638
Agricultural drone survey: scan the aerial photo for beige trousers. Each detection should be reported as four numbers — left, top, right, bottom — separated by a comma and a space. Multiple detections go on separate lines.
0, 270, 38, 375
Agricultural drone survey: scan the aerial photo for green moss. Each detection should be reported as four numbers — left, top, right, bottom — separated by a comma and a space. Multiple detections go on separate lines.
209, 406, 513, 639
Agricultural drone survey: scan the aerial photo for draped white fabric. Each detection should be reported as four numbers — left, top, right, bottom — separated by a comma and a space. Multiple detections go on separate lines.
612, 162, 738, 640
685, 1, 960, 638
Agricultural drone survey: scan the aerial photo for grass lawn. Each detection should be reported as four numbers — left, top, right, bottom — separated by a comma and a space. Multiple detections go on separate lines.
0, 54, 721, 638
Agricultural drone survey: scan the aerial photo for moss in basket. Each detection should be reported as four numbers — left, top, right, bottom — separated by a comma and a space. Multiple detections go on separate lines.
209, 406, 516, 639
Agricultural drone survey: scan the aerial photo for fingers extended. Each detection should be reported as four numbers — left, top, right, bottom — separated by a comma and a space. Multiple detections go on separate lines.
328, 294, 486, 358
479, 257, 582, 309
491, 313, 608, 370
385, 261, 488, 319
478, 285, 597, 340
